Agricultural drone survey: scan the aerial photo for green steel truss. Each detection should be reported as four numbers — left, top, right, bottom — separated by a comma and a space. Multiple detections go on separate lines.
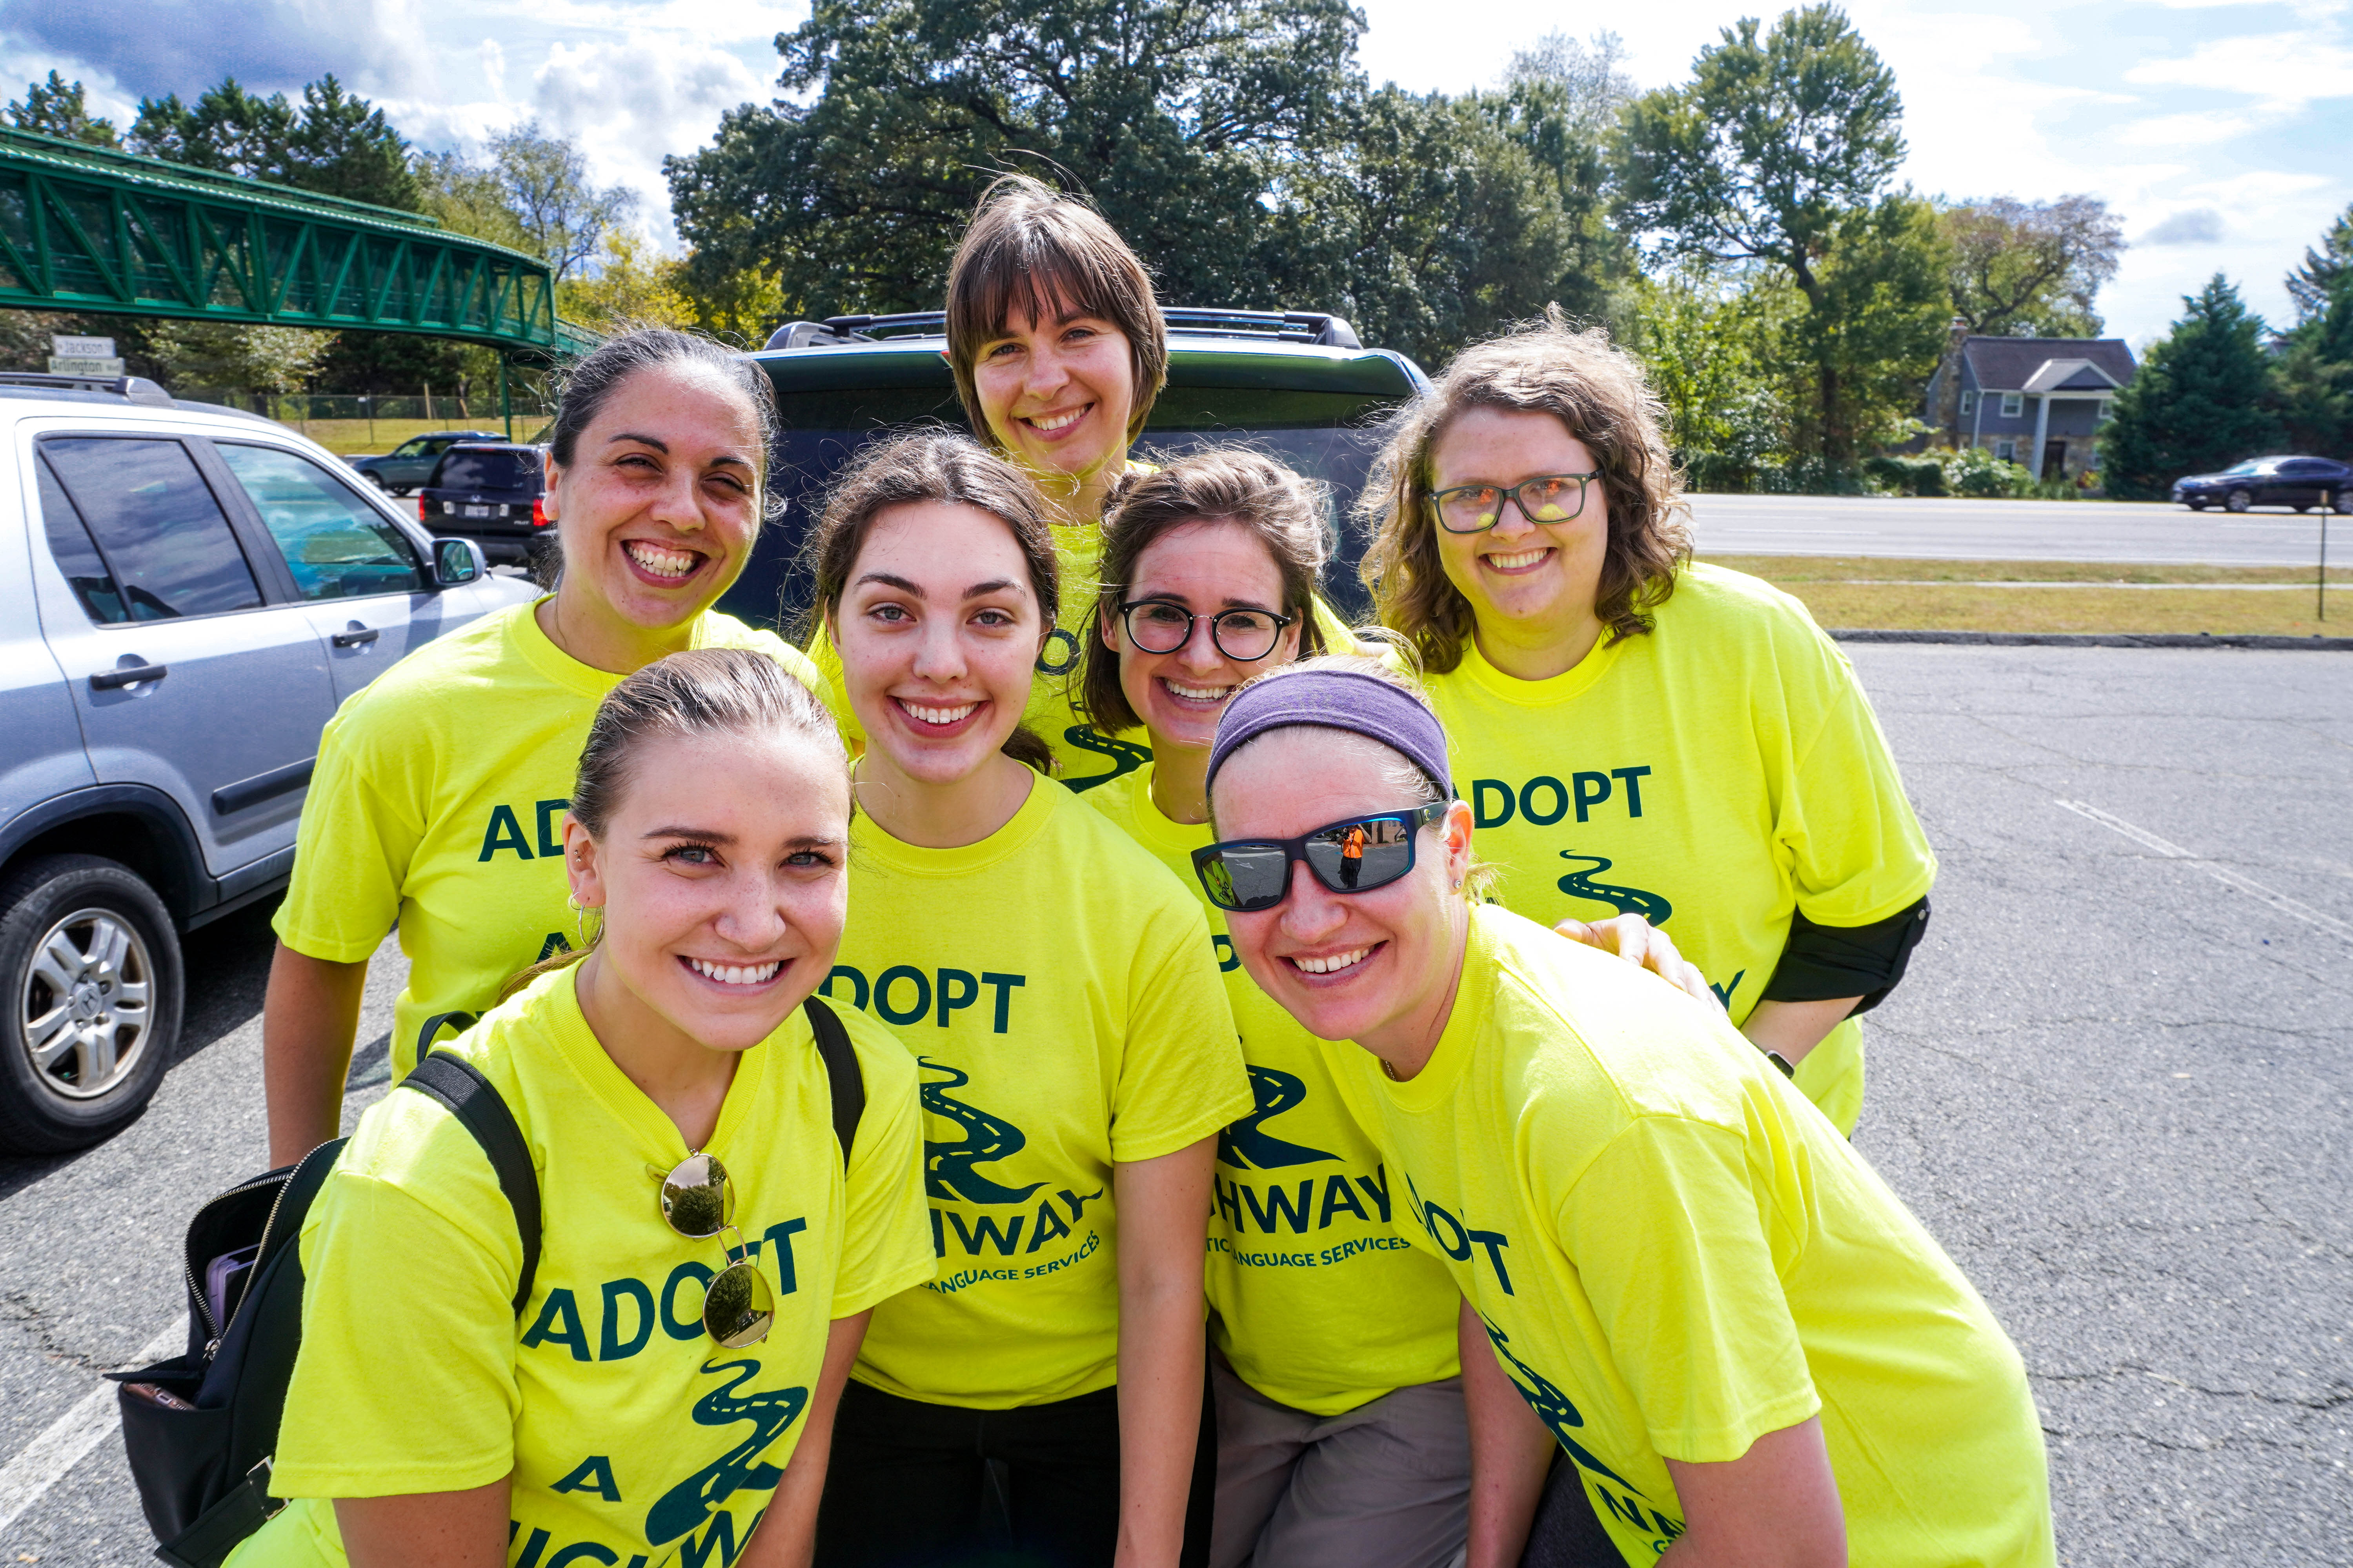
0, 127, 596, 360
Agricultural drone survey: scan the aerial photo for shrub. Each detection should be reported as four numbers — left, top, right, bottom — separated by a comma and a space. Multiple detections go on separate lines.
1945, 444, 2035, 498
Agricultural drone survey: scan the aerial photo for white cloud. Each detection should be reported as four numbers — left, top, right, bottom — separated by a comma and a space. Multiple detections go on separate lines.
2138, 207, 2226, 244
2125, 35, 2353, 101
530, 35, 765, 240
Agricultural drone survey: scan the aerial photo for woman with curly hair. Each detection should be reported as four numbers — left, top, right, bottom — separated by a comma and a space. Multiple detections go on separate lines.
1361, 312, 1935, 1136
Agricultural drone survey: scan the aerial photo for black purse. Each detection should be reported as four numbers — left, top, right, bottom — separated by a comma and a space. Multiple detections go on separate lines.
111, 1052, 540, 1568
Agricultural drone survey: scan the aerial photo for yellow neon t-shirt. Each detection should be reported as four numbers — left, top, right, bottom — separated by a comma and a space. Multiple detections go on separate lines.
1421, 563, 1935, 1134
803, 515, 1357, 796
822, 772, 1252, 1408
1324, 905, 2054, 1568
225, 966, 935, 1568
273, 599, 830, 1079
1086, 762, 1460, 1416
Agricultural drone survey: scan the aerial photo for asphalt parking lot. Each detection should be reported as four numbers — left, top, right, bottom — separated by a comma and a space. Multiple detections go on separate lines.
0, 643, 2347, 1565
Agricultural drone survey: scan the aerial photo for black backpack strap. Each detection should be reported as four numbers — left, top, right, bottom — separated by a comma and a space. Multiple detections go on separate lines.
400, 1052, 541, 1315
413, 1010, 479, 1066
802, 995, 864, 1165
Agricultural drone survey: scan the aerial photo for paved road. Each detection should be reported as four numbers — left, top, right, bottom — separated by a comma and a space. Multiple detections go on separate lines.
1687, 492, 2340, 566
0, 646, 2347, 1563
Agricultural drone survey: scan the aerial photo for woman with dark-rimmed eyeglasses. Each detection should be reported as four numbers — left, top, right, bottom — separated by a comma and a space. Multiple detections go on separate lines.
1363, 310, 1936, 1139
1078, 452, 1711, 1568
226, 650, 931, 1568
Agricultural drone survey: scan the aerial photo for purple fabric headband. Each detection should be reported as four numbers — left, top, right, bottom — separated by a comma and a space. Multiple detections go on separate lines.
1205, 669, 1454, 800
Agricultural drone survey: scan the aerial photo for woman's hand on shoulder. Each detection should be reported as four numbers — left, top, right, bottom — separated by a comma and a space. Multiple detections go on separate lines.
1551, 914, 1719, 1010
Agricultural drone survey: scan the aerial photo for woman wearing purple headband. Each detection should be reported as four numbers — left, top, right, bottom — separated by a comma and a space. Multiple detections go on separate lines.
1199, 659, 2053, 1568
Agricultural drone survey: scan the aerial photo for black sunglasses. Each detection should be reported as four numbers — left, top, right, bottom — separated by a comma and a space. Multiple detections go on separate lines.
1192, 804, 1450, 913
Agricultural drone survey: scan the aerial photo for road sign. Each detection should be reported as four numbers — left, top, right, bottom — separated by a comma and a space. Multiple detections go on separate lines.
48, 358, 127, 376
50, 336, 115, 359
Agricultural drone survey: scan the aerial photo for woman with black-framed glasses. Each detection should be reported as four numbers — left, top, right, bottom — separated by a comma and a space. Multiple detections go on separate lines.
1080, 453, 1706, 1568
228, 651, 932, 1568
1362, 311, 1936, 1139
1200, 658, 2053, 1568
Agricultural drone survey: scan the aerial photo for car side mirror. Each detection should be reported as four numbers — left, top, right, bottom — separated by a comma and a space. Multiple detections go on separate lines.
433, 537, 486, 587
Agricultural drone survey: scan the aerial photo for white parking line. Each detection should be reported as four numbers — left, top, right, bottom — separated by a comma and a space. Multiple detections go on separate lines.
2054, 800, 2353, 944
0, 1315, 187, 1536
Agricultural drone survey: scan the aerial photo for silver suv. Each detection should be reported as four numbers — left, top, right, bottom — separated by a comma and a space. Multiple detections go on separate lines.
0, 373, 537, 1153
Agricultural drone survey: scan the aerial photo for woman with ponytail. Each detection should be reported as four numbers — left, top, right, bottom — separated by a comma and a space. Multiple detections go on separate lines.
229, 650, 930, 1568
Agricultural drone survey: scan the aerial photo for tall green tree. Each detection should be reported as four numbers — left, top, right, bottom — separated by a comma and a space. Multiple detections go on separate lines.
1267, 87, 1574, 366
1939, 194, 2123, 337
666, 0, 1365, 318
1620, 4, 1941, 463
2273, 207, 2353, 458
1621, 261, 1793, 488
2099, 275, 2282, 498
129, 75, 419, 210
5, 73, 118, 147
488, 122, 637, 284
2285, 202, 2352, 324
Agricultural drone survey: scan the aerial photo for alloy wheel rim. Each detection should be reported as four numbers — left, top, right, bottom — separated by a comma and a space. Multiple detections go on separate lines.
20, 907, 153, 1101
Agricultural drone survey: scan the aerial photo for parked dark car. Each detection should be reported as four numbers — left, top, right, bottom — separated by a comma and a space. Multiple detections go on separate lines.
728, 307, 1426, 632
417, 442, 550, 565
348, 429, 503, 494
2173, 456, 2350, 512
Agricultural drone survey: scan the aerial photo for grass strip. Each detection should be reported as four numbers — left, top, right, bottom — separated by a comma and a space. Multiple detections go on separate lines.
1701, 557, 2349, 636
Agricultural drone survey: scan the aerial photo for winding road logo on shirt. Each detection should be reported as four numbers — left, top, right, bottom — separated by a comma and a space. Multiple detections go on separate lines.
1217, 1066, 1338, 1170
1555, 853, 1673, 924
1061, 724, 1153, 793
644, 1357, 809, 1546
1479, 1317, 1645, 1497
919, 1058, 1045, 1205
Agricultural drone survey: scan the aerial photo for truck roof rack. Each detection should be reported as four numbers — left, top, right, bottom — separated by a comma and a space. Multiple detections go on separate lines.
0, 370, 174, 406
765, 307, 1362, 352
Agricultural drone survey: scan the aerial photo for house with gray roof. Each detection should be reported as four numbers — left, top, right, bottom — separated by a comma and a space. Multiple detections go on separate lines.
1922, 332, 2138, 481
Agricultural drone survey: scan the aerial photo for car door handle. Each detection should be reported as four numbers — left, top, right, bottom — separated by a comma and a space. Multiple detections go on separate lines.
90, 663, 168, 690
332, 627, 382, 648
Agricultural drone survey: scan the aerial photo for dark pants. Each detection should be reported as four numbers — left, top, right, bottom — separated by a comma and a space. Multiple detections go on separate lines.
1516, 1455, 1623, 1568
817, 1377, 1216, 1568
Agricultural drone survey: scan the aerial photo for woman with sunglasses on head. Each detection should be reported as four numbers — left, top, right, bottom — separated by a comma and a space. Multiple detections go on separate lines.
1362, 312, 1935, 1137
226, 650, 933, 1568
264, 328, 832, 1168
804, 432, 1249, 1568
1197, 659, 2054, 1568
805, 174, 1350, 794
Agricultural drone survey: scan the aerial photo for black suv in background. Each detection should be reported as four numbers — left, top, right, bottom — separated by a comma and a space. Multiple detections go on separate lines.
730, 308, 1427, 634
417, 442, 550, 566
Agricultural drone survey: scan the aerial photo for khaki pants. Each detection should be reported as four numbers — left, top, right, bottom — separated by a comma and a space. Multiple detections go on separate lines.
1210, 1358, 1472, 1568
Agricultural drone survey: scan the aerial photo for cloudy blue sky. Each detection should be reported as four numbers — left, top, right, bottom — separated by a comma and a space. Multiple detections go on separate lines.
3, 0, 2346, 346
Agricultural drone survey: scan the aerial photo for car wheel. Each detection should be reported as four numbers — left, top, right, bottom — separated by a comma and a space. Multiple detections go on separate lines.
2226, 489, 2252, 513
2186, 499, 2206, 510
2329, 490, 2349, 515
364, 473, 388, 491
0, 855, 182, 1154
2295, 503, 2313, 513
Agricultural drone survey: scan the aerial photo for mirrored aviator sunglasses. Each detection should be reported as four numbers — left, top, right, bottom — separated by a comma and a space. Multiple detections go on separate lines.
657, 1152, 775, 1348
1192, 804, 1450, 913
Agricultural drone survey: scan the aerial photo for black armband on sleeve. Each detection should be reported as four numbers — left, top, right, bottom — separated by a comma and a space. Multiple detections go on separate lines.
1759, 897, 1931, 1017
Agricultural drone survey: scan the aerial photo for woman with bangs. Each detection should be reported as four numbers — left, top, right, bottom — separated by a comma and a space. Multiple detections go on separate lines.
807, 173, 1350, 794
1361, 311, 1937, 1137
803, 431, 1250, 1568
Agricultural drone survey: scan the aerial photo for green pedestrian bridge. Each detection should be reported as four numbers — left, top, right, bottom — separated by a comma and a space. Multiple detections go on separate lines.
0, 126, 596, 361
